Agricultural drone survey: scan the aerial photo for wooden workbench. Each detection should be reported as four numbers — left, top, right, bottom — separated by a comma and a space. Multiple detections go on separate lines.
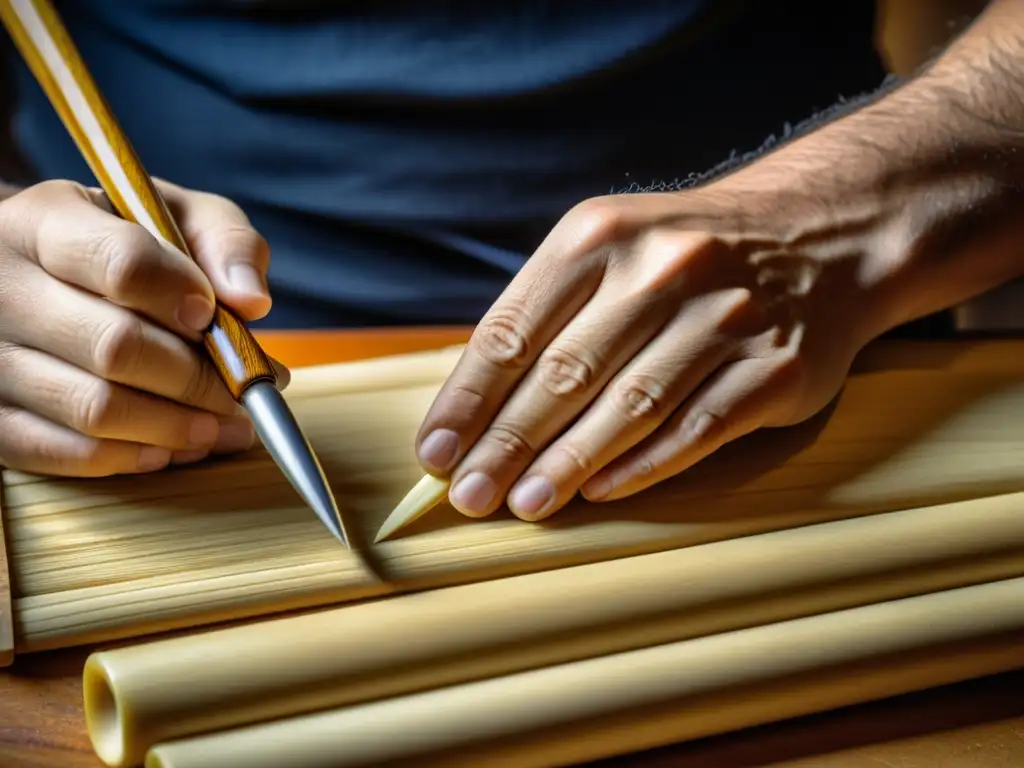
2, 327, 1022, 768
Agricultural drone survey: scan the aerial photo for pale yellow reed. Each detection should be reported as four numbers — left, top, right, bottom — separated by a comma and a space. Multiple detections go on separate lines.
84, 489, 1024, 767
4, 340, 1024, 657
142, 577, 1024, 768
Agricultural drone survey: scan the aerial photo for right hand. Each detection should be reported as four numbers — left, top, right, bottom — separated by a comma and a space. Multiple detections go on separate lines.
0, 178, 288, 477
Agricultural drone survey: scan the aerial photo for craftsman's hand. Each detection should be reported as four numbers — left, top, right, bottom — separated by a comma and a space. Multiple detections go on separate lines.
0, 178, 286, 477
415, 187, 896, 520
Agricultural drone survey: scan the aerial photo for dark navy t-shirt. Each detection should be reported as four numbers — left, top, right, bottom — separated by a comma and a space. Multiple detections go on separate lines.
5, 0, 885, 327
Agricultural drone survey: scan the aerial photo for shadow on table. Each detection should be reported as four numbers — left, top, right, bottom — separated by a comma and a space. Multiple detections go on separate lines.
592, 669, 1024, 767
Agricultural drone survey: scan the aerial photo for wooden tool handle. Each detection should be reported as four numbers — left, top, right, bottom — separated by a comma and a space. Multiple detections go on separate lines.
0, 0, 277, 400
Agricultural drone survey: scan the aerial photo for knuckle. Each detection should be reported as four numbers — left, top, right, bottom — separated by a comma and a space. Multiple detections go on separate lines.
647, 232, 728, 302
536, 344, 595, 398
722, 285, 756, 314
37, 178, 79, 195
626, 231, 694, 298
640, 229, 690, 261
770, 348, 809, 393
19, 179, 79, 209
71, 379, 121, 435
715, 287, 761, 336
552, 440, 594, 476
630, 453, 658, 481
92, 312, 146, 378
179, 361, 223, 409
0, 180, 90, 265
643, 229, 723, 270
612, 374, 670, 424
92, 226, 155, 299
485, 423, 538, 464
448, 382, 488, 411
473, 306, 531, 368
682, 408, 726, 444
564, 197, 624, 255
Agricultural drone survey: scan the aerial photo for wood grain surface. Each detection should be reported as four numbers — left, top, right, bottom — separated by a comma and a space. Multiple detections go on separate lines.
2, 644, 1023, 767
0, 0, 277, 400
1, 327, 1022, 767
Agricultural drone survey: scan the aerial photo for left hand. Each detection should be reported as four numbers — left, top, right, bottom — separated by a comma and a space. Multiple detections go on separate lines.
414, 185, 895, 521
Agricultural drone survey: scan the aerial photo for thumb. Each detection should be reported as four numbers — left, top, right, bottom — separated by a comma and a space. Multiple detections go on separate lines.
156, 179, 273, 322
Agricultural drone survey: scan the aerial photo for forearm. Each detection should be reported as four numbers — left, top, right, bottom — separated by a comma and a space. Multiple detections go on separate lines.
713, 0, 1024, 339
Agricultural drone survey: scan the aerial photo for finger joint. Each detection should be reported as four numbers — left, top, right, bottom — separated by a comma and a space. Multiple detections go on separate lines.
72, 379, 122, 435
613, 374, 670, 424
448, 382, 487, 411
631, 453, 658, 480
553, 440, 593, 476
682, 408, 726, 444
178, 360, 223, 410
537, 345, 595, 399
564, 197, 625, 255
474, 307, 531, 368
486, 423, 538, 464
92, 226, 156, 300
92, 313, 146, 379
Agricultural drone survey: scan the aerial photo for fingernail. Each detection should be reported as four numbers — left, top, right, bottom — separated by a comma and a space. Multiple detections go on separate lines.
214, 416, 255, 453
450, 472, 498, 516
581, 475, 612, 501
227, 263, 267, 298
177, 294, 214, 332
509, 475, 555, 520
188, 413, 220, 449
137, 446, 171, 472
418, 429, 460, 472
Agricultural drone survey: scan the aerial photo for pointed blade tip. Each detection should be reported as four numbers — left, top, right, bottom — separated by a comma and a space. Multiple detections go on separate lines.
371, 473, 451, 544
300, 489, 350, 545
373, 521, 399, 544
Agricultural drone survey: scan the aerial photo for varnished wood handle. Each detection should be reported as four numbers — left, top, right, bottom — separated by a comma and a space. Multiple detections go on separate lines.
0, 0, 277, 400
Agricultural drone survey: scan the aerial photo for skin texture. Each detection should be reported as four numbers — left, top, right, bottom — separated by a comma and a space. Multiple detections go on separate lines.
0, 178, 287, 477
414, 0, 1024, 522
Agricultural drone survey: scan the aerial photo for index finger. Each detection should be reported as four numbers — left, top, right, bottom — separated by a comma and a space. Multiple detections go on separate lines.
414, 212, 612, 475
9, 181, 217, 340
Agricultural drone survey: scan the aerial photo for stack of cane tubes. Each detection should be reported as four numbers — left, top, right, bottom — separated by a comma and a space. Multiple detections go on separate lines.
74, 344, 1024, 768
6, 339, 1024, 667
79, 486, 1024, 767
134, 580, 1023, 768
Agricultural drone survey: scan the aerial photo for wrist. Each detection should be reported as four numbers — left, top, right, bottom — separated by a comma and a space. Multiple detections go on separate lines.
699, 69, 1024, 343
